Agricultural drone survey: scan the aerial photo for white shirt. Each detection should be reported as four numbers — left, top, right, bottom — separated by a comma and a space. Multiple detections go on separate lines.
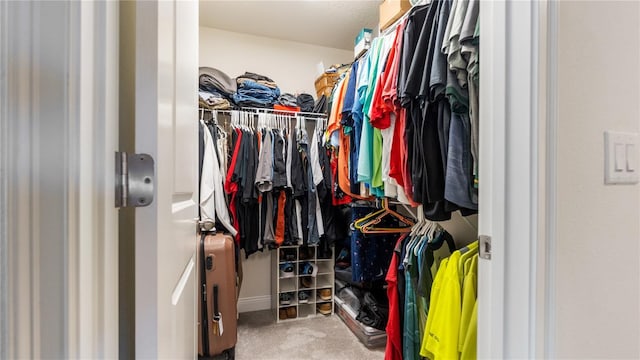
200, 121, 237, 236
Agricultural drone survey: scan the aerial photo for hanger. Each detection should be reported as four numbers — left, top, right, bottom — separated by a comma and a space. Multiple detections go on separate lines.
410, 205, 424, 236
359, 198, 414, 234
458, 240, 479, 280
230, 110, 237, 129
354, 205, 386, 230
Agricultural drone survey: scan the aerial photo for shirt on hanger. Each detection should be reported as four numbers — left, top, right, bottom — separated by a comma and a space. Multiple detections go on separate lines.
357, 37, 381, 186
385, 235, 405, 360
200, 121, 237, 236
422, 250, 462, 359
255, 129, 274, 192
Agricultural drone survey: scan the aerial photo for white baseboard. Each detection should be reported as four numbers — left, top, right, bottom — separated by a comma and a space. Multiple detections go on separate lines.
238, 295, 272, 313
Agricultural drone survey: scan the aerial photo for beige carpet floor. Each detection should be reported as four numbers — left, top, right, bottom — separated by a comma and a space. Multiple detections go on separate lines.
236, 310, 385, 360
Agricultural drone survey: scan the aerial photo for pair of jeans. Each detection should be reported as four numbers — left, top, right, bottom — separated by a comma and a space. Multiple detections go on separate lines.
232, 93, 273, 107
238, 79, 281, 97
278, 93, 299, 108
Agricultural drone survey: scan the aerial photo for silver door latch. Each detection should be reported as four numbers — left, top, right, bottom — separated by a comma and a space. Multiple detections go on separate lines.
479, 235, 492, 260
115, 151, 155, 208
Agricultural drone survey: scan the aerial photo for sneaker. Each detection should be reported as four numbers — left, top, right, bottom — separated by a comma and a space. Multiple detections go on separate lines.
299, 262, 311, 275
300, 276, 313, 289
298, 290, 311, 304
299, 262, 317, 276
299, 247, 314, 260
317, 303, 332, 315
279, 262, 294, 278
318, 288, 332, 301
336, 248, 350, 269
280, 249, 296, 262
279, 292, 293, 306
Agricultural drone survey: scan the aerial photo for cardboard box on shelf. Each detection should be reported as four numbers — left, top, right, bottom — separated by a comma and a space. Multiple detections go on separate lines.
354, 28, 372, 59
316, 86, 333, 99
314, 73, 339, 98
354, 28, 372, 46
379, 0, 412, 31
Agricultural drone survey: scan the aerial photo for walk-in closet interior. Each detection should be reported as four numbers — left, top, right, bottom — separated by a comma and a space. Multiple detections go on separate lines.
198, 1, 480, 358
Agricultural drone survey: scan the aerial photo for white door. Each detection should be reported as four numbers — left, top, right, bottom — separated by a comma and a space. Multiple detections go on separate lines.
132, 1, 200, 358
1, 1, 119, 358
478, 0, 542, 358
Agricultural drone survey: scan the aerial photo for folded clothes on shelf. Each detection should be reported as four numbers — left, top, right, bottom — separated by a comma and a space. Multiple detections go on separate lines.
234, 78, 281, 108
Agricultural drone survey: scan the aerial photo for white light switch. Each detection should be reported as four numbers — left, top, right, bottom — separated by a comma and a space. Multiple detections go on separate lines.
626, 144, 636, 172
605, 131, 639, 184
615, 143, 625, 171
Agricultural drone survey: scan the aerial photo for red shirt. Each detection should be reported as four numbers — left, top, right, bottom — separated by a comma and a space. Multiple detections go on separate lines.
224, 128, 243, 243
372, 21, 405, 130
385, 235, 405, 360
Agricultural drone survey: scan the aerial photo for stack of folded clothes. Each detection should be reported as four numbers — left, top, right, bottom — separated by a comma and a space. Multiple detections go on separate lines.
296, 93, 315, 113
278, 93, 298, 108
275, 93, 300, 112
234, 72, 281, 108
199, 67, 236, 110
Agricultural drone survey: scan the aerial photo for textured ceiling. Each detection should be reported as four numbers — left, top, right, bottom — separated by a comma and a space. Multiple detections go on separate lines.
199, 0, 380, 50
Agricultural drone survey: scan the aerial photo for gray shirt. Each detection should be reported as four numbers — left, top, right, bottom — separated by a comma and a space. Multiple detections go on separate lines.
255, 129, 273, 192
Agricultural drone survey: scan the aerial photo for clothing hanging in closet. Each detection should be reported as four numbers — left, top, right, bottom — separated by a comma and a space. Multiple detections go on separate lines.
383, 212, 478, 360
324, 0, 480, 223
198, 109, 339, 258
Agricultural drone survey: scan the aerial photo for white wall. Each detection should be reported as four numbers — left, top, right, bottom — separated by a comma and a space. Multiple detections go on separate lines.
200, 27, 353, 97
553, 1, 640, 358
199, 26, 353, 310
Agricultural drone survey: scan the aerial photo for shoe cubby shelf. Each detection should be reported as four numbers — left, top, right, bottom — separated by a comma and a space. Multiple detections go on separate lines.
273, 245, 335, 323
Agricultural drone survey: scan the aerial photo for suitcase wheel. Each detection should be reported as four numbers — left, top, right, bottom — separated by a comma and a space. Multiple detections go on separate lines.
198, 347, 234, 360
223, 346, 235, 360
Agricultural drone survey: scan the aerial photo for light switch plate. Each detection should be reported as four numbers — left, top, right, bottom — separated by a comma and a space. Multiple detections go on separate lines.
605, 131, 639, 184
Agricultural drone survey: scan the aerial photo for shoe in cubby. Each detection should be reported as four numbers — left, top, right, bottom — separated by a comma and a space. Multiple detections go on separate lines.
280, 292, 295, 306
279, 262, 295, 278
298, 262, 318, 277
299, 246, 315, 261
300, 276, 313, 289
279, 249, 297, 262
317, 303, 331, 315
286, 306, 297, 319
318, 288, 332, 301
298, 290, 312, 304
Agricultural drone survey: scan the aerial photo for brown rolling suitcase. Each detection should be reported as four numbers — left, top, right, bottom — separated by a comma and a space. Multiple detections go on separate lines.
198, 233, 237, 359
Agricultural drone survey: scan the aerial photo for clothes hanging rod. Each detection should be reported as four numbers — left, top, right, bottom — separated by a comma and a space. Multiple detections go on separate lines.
198, 107, 327, 119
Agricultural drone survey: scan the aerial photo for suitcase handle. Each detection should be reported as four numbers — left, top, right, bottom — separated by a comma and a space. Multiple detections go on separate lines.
213, 284, 220, 318
199, 234, 210, 356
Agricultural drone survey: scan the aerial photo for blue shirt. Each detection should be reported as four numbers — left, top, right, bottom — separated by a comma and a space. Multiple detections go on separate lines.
342, 61, 359, 126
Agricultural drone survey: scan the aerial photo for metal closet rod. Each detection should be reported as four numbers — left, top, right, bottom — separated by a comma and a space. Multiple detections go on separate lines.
198, 107, 327, 119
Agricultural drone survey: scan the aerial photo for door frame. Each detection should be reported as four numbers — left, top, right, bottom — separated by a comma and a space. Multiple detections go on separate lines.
0, 0, 557, 358
0, 1, 119, 358
478, 0, 552, 358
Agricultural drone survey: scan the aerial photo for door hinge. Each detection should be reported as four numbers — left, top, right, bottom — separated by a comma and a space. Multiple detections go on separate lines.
479, 235, 492, 260
115, 151, 155, 208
